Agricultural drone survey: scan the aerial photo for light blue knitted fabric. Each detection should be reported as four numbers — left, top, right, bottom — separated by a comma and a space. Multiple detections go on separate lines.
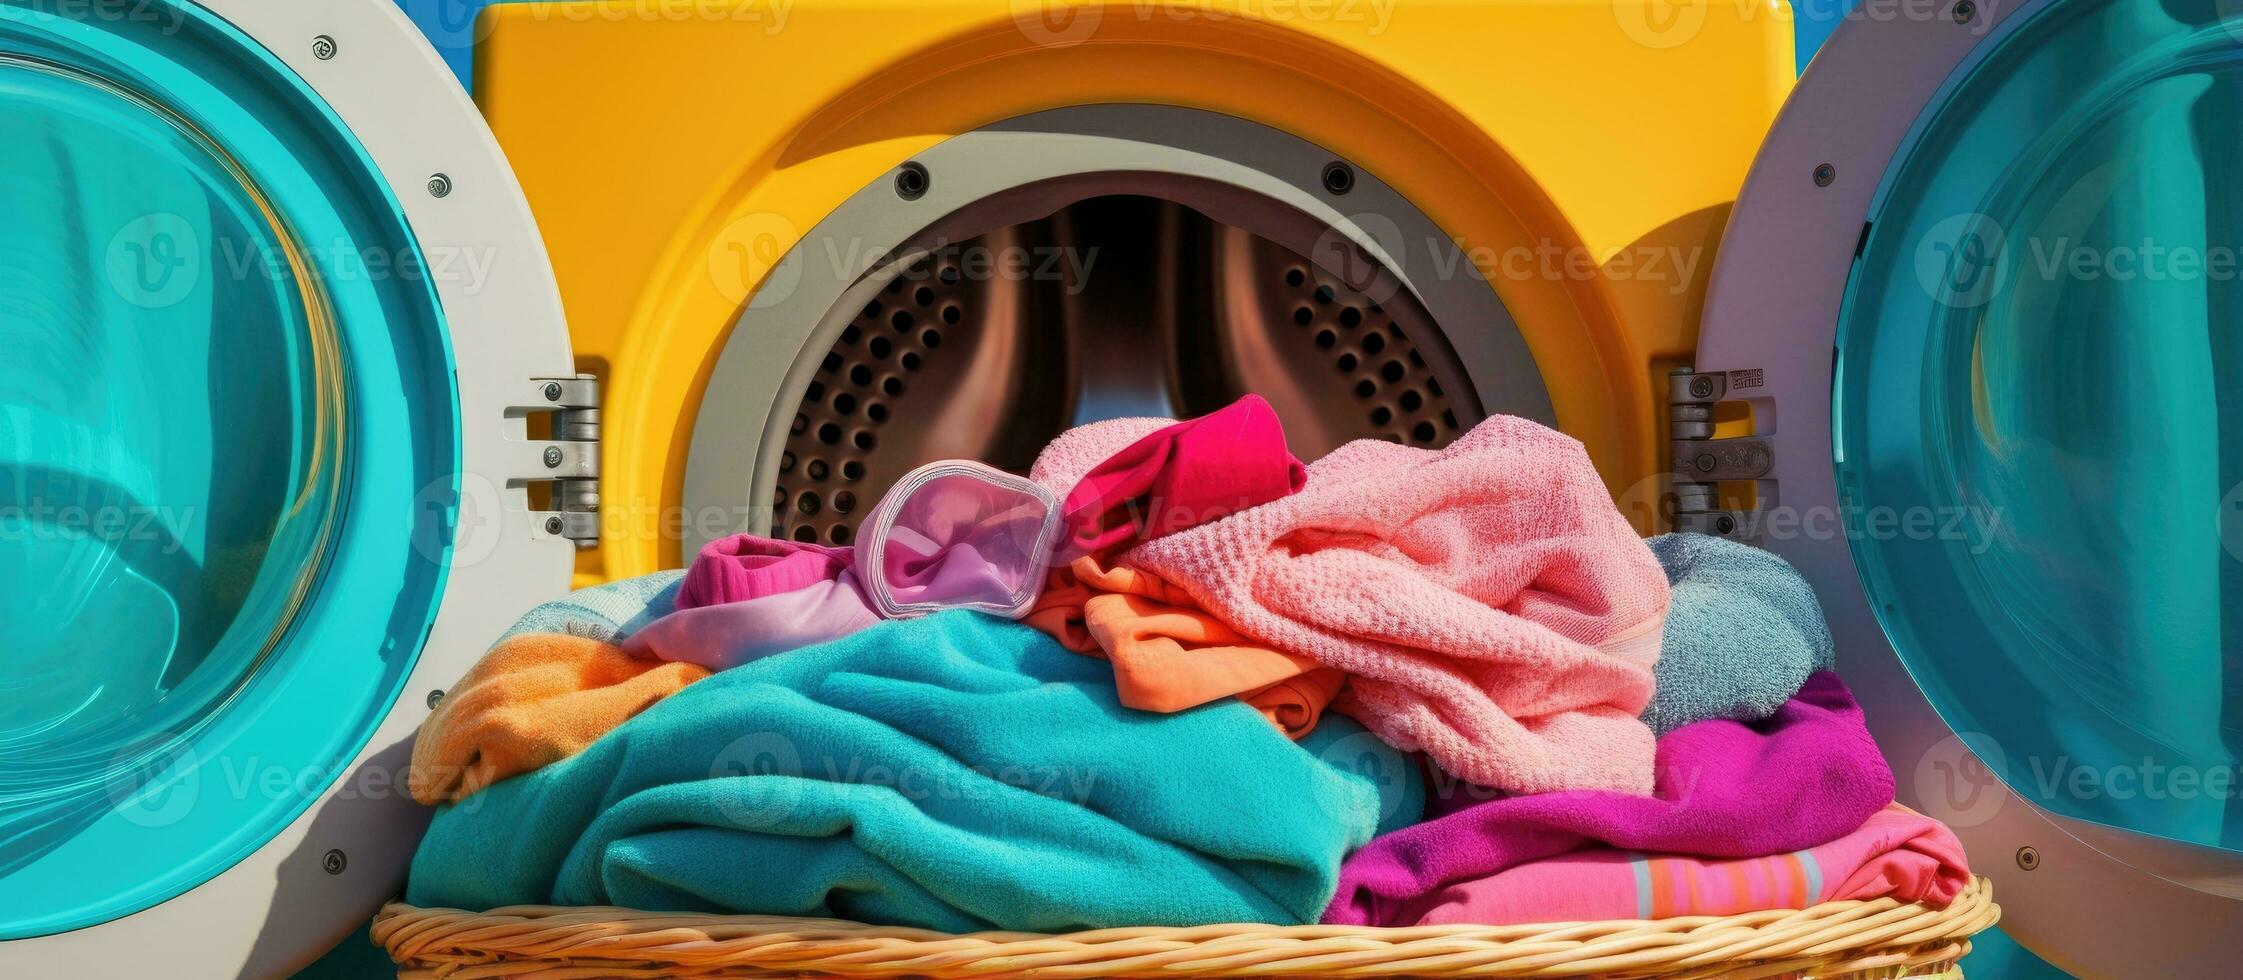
411, 612, 1424, 931
496, 570, 683, 645
1642, 534, 1835, 735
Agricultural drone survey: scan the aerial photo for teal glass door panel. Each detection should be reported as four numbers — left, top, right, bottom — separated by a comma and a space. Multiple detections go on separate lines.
0, 46, 338, 889
0, 1, 460, 937
1838, 0, 2243, 851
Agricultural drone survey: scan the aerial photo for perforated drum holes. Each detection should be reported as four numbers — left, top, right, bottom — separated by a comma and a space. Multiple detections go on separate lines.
1261, 255, 1464, 449
777, 249, 975, 546
772, 197, 1483, 546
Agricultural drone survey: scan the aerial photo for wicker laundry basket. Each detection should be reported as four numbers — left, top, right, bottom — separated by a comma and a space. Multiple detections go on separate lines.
372, 876, 1996, 979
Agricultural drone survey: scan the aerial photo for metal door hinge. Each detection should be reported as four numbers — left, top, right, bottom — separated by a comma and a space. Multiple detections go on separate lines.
1668, 366, 1765, 540
521, 374, 600, 548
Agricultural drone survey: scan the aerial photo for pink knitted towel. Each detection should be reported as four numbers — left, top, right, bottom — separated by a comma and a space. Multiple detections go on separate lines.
1126, 415, 1671, 795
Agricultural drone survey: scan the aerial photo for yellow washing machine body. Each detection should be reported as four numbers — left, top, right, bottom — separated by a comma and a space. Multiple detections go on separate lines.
473, 0, 1796, 582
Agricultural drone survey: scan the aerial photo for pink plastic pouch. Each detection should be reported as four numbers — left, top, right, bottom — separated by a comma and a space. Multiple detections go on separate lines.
854, 460, 1062, 619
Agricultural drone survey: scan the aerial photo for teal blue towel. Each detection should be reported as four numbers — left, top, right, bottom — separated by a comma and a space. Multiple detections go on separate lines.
1642, 533, 1835, 735
410, 612, 1423, 931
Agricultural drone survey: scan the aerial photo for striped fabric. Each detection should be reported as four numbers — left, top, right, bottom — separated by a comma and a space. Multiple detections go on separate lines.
1402, 805, 1967, 926
1632, 848, 1823, 920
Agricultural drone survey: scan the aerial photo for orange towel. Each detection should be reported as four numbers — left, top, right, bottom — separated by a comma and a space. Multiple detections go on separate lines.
1023, 563, 1102, 653
407, 633, 709, 805
1027, 555, 1343, 737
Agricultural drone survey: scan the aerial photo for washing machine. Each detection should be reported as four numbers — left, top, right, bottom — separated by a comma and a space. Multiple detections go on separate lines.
435, 0, 2243, 971
3, 0, 2236, 977
0, 0, 1787, 972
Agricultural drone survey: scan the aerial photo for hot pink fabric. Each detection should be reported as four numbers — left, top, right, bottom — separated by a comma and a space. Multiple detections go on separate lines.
677, 535, 857, 610
1126, 415, 1671, 795
1322, 673, 1892, 926
1057, 396, 1306, 559
1402, 805, 1970, 926
649, 533, 880, 670
1029, 416, 1174, 499
625, 577, 880, 671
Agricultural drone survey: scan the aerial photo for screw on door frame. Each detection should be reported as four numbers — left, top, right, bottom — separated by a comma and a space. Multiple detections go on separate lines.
323, 849, 348, 875
2015, 845, 2040, 871
427, 173, 454, 199
1813, 163, 1837, 187
894, 162, 930, 201
1952, 0, 1977, 23
1320, 162, 1356, 196
545, 515, 565, 535
311, 35, 337, 60
426, 689, 446, 709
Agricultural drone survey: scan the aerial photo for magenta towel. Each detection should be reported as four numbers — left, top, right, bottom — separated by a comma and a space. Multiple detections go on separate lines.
1400, 804, 1967, 926
1127, 415, 1669, 795
677, 535, 856, 610
625, 574, 880, 670
1321, 673, 1895, 925
1058, 395, 1307, 558
642, 534, 880, 670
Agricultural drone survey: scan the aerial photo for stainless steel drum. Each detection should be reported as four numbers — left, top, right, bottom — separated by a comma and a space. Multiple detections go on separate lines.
769, 195, 1482, 546
684, 105, 1554, 556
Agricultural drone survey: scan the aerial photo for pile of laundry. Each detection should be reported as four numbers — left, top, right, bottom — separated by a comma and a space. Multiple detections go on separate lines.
404, 396, 1970, 933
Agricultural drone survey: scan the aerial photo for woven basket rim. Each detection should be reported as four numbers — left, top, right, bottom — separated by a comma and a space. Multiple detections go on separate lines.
374, 875, 1996, 979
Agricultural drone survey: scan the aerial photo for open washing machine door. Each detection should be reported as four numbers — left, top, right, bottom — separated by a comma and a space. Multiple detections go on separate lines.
0, 0, 580, 974
1693, 0, 2243, 972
